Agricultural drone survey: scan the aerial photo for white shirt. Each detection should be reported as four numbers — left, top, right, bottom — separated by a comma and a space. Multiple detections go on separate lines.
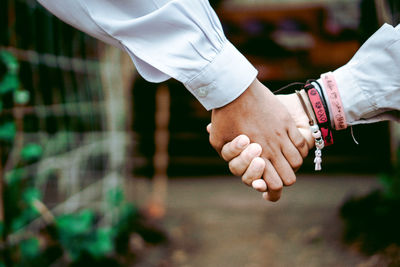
317, 23, 400, 127
37, 0, 257, 111
38, 1, 399, 125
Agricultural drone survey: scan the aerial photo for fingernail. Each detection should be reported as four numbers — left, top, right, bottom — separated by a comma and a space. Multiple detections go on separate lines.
237, 136, 249, 148
262, 192, 268, 200
249, 144, 261, 156
252, 179, 267, 191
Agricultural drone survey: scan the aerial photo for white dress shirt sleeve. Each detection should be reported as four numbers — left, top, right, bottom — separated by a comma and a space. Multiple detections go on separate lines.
317, 23, 400, 127
37, 0, 257, 110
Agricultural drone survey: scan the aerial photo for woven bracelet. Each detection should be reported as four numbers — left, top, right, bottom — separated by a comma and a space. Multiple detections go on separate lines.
321, 72, 347, 130
304, 84, 334, 147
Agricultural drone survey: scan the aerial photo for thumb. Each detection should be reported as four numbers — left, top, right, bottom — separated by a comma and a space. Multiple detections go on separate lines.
206, 123, 212, 134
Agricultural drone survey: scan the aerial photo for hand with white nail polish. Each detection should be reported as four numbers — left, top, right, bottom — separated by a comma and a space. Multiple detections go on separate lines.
207, 92, 313, 201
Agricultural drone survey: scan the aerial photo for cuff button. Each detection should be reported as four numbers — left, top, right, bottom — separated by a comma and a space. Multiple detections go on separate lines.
196, 86, 209, 98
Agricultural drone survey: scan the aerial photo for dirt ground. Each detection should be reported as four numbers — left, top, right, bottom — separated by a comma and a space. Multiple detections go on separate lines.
134, 175, 390, 267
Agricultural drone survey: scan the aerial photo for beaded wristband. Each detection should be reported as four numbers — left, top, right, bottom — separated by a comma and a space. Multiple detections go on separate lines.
313, 80, 332, 127
305, 85, 334, 147
295, 90, 324, 171
321, 72, 347, 130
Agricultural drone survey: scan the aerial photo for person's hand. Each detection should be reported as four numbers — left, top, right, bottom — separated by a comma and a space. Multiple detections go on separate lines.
207, 91, 315, 200
208, 79, 309, 201
275, 93, 314, 148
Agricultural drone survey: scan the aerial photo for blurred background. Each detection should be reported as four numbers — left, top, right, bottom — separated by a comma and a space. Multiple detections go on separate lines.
1, 0, 400, 266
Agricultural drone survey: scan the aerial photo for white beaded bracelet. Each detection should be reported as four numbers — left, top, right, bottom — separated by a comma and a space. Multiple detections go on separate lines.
296, 90, 324, 171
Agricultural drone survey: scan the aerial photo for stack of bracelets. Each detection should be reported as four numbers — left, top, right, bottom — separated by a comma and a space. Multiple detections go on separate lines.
294, 72, 347, 171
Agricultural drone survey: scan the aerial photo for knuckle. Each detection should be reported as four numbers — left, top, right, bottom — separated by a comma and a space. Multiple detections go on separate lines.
267, 180, 283, 191
282, 115, 292, 125
244, 143, 262, 160
241, 151, 252, 163
295, 139, 307, 149
283, 174, 297, 186
301, 147, 309, 158
252, 143, 262, 153
290, 156, 303, 170
264, 148, 277, 161
274, 129, 282, 137
228, 162, 241, 176
241, 175, 252, 186
252, 157, 266, 171
221, 145, 233, 161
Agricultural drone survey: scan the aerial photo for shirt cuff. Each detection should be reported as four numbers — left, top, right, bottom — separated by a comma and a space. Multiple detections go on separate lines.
184, 41, 258, 111
316, 23, 400, 126
332, 66, 375, 125
317, 65, 375, 127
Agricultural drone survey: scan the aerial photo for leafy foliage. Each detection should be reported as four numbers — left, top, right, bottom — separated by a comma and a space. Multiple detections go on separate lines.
0, 51, 19, 94
4, 168, 24, 185
19, 238, 40, 259
56, 210, 111, 260
0, 122, 16, 142
11, 188, 41, 232
341, 189, 400, 253
0, 51, 18, 146
0, 43, 166, 267
20, 144, 43, 162
341, 149, 400, 254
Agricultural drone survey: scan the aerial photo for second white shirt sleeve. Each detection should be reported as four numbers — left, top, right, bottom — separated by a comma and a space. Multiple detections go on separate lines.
318, 23, 400, 126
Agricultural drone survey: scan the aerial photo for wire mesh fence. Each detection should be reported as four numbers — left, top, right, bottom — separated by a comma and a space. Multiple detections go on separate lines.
0, 1, 154, 265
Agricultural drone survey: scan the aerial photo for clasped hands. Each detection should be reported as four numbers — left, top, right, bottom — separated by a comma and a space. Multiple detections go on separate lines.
208, 78, 314, 201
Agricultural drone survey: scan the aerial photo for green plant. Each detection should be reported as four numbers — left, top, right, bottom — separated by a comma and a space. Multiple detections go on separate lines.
340, 149, 400, 254
3, 161, 165, 266
0, 51, 19, 95
0, 50, 167, 267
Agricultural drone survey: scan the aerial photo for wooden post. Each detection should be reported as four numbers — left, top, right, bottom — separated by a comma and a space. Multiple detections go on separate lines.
118, 49, 136, 204
99, 45, 125, 224
98, 44, 135, 223
375, 0, 393, 26
147, 84, 170, 219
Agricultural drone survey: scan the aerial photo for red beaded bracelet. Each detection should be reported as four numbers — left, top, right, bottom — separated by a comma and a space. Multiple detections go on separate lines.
305, 85, 334, 146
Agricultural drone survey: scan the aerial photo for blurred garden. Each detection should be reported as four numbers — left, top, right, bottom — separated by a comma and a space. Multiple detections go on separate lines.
1, 0, 400, 266
0, 0, 168, 265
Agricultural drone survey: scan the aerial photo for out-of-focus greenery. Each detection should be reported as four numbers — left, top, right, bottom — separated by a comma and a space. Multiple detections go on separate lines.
340, 0, 400, 256
0, 122, 16, 142
20, 144, 43, 162
0, 51, 19, 142
3, 149, 165, 266
0, 51, 19, 95
340, 149, 400, 254
0, 52, 166, 266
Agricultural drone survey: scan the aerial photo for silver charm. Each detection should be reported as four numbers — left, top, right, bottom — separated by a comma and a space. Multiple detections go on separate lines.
310, 125, 323, 171
314, 148, 322, 171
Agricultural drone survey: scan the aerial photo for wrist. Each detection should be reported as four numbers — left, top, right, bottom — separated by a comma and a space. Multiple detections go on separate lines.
315, 71, 349, 130
211, 78, 262, 146
214, 78, 272, 113
185, 41, 258, 111
303, 83, 334, 147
